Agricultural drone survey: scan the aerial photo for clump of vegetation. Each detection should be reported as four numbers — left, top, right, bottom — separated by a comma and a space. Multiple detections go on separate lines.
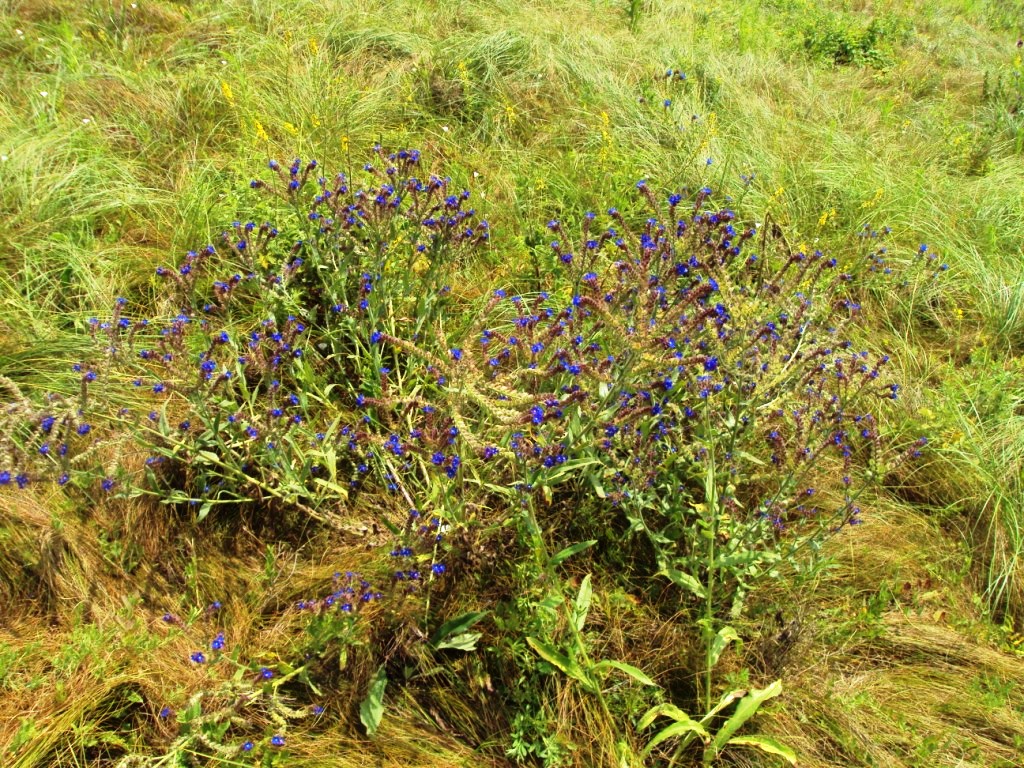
800, 11, 913, 69
0, 145, 938, 765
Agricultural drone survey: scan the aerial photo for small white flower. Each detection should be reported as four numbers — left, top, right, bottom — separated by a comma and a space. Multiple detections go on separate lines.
441, 125, 449, 133
39, 91, 48, 97
130, 2, 137, 7
220, 59, 228, 65
472, 171, 479, 178
82, 118, 91, 124
15, 29, 24, 36
0, 155, 8, 162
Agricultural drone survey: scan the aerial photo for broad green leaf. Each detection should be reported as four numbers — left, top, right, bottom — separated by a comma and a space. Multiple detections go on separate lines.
736, 450, 767, 467
704, 455, 718, 509
574, 574, 593, 631
541, 457, 601, 485
548, 539, 597, 567
699, 689, 748, 724
359, 665, 388, 736
480, 482, 517, 498
526, 637, 592, 689
706, 680, 784, 759
708, 625, 740, 670
429, 611, 488, 647
593, 659, 658, 687
313, 477, 350, 499
641, 718, 710, 757
725, 735, 797, 764
638, 702, 693, 731
197, 500, 212, 522
660, 567, 707, 599
434, 632, 481, 652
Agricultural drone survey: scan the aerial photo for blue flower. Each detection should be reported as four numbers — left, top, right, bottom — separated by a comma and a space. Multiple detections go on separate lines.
271, 735, 285, 747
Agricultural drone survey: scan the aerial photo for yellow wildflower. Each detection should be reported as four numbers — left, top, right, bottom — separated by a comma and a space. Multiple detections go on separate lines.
220, 81, 236, 106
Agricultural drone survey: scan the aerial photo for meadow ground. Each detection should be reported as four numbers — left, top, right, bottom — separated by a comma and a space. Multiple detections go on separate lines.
1, 0, 1024, 766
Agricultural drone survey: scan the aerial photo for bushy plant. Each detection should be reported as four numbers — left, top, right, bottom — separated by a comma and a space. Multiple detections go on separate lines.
800, 12, 912, 69
0, 147, 933, 765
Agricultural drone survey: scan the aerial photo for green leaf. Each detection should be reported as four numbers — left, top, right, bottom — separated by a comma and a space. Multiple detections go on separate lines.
526, 637, 592, 688
479, 482, 517, 498
660, 567, 707, 599
429, 611, 488, 647
704, 453, 718, 509
699, 688, 748, 724
637, 702, 693, 731
548, 539, 597, 568
736, 450, 767, 467
540, 457, 601, 486
642, 718, 710, 757
593, 659, 658, 687
434, 632, 481, 652
705, 680, 784, 760
313, 477, 350, 499
359, 665, 388, 737
197, 500, 212, 522
725, 735, 797, 764
708, 625, 740, 670
573, 574, 593, 631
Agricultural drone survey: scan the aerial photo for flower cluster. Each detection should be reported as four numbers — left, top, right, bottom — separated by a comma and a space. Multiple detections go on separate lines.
0, 147, 931, 623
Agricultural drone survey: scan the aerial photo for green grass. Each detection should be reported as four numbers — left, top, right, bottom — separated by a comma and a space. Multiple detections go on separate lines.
2, 0, 1024, 766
